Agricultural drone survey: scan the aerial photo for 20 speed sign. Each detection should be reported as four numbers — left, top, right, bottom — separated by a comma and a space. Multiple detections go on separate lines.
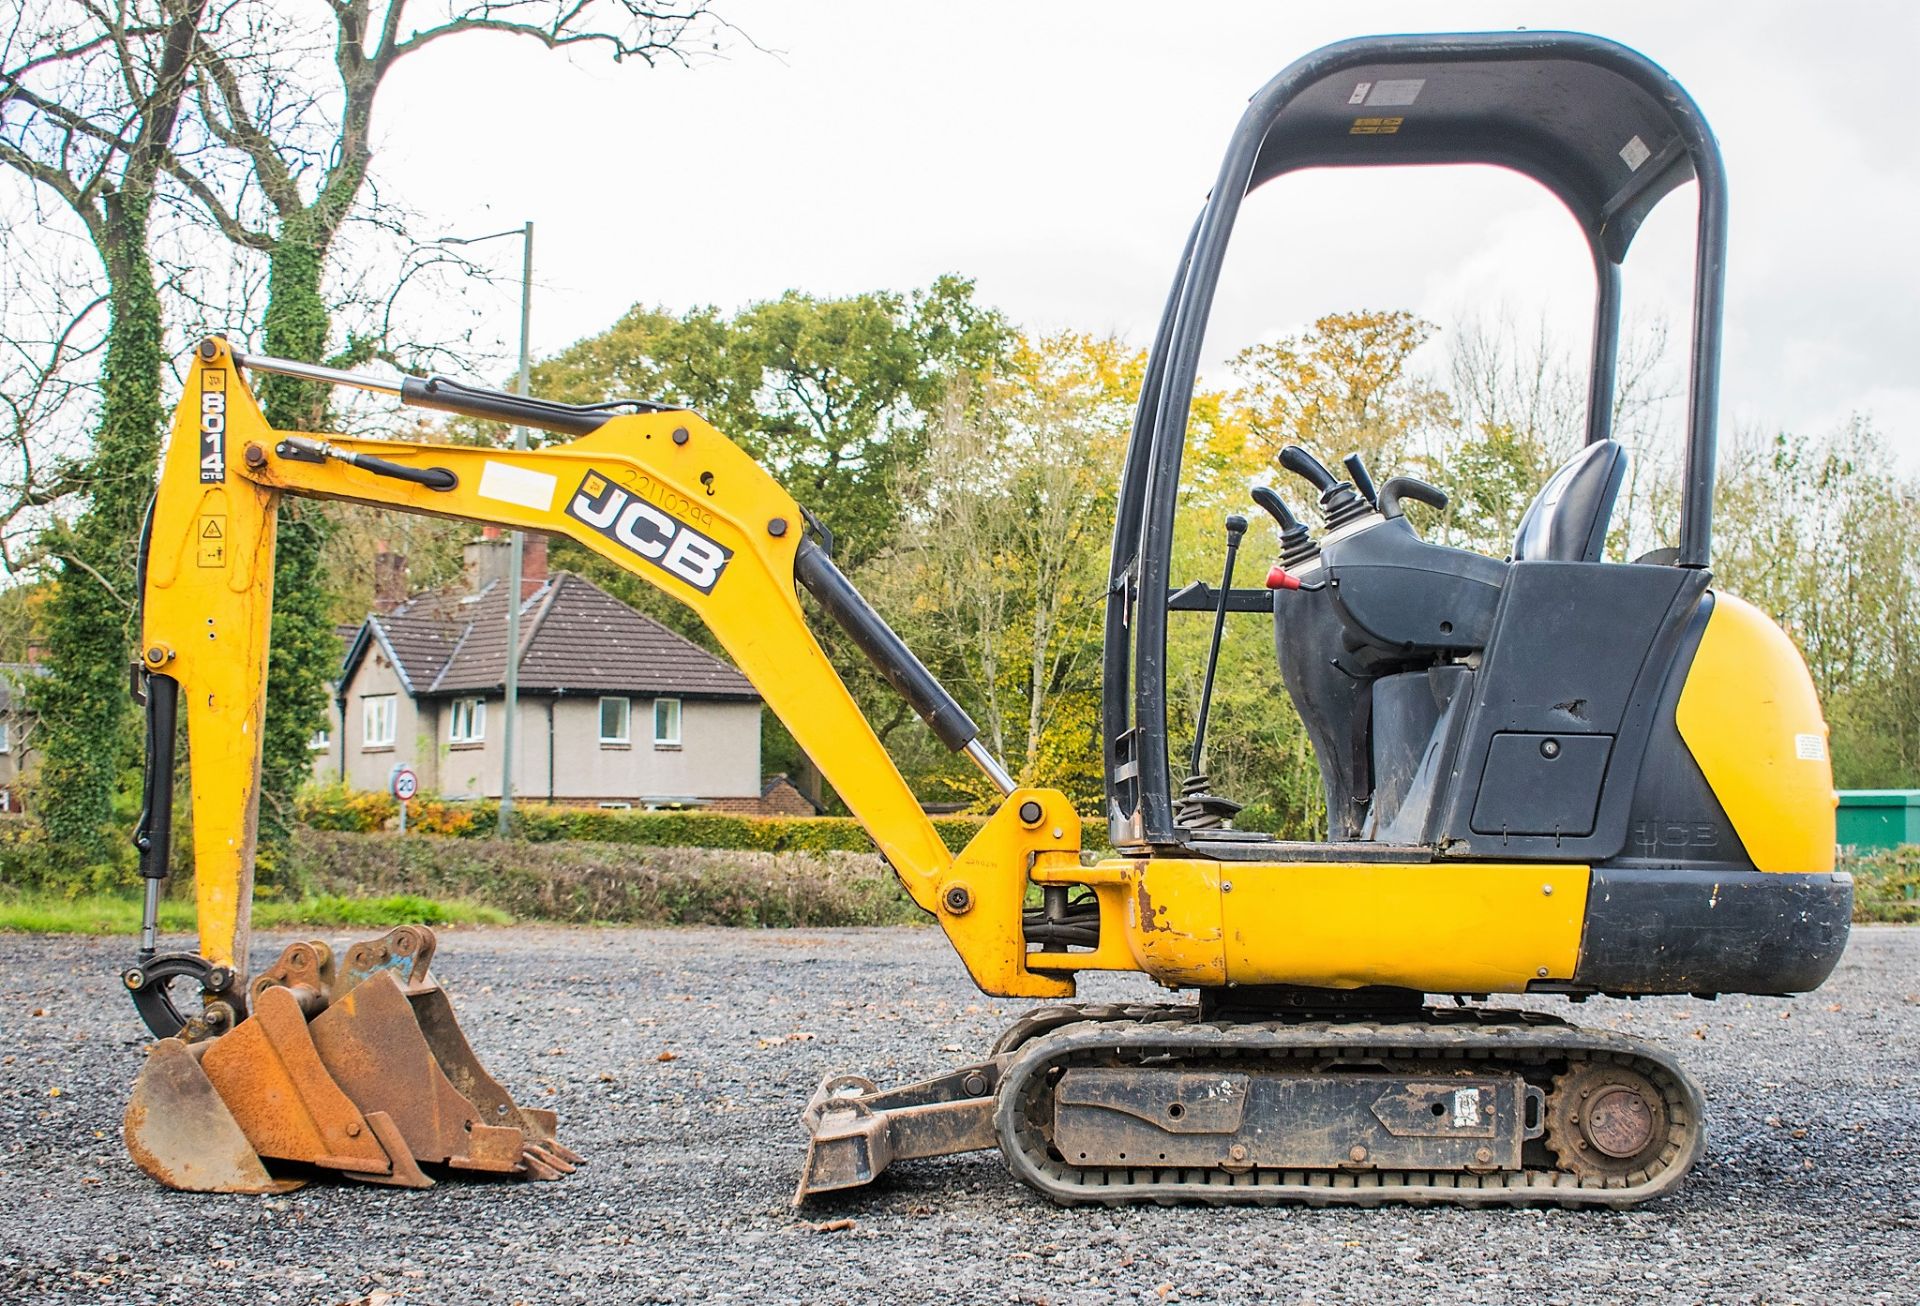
391, 767, 418, 802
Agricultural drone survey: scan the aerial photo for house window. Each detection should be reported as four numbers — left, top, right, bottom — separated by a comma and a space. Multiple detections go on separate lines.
308, 728, 329, 752
653, 697, 681, 748
0, 720, 11, 753
450, 697, 486, 744
362, 695, 396, 749
598, 696, 630, 745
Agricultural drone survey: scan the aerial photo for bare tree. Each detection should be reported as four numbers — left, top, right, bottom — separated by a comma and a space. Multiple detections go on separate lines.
0, 0, 212, 860
0, 203, 109, 570
158, 1, 739, 838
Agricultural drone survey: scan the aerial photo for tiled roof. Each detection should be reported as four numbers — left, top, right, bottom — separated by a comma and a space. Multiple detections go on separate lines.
344, 573, 756, 701
371, 613, 464, 693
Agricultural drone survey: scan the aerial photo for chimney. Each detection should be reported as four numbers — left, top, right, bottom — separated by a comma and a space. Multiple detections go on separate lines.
462, 534, 512, 594
521, 533, 549, 600
24, 642, 44, 667
373, 550, 409, 611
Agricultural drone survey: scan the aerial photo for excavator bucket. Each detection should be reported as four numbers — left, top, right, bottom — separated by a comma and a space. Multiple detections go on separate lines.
124, 927, 582, 1192
124, 1039, 303, 1194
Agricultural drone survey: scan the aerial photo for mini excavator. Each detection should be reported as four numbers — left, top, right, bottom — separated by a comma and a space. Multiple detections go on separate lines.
123, 31, 1849, 1205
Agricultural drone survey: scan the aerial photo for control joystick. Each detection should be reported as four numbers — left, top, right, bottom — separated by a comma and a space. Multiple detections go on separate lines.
1278, 445, 1374, 531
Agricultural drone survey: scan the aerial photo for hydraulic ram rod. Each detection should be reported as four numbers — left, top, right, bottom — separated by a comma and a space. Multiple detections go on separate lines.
228, 347, 664, 437
793, 537, 1015, 796
226, 343, 1022, 797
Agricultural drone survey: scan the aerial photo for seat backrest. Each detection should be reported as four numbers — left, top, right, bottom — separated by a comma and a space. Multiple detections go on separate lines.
1512, 439, 1628, 563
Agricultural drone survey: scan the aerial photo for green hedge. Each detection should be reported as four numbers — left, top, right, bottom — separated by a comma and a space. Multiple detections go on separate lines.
286, 829, 923, 927
1847, 846, 1920, 923
295, 784, 1109, 855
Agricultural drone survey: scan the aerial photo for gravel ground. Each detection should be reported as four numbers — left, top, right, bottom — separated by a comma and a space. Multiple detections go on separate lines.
2, 924, 1916, 1305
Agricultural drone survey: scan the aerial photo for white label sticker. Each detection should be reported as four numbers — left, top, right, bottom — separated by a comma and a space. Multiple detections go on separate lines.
1794, 733, 1827, 762
1367, 78, 1425, 107
1349, 82, 1372, 105
477, 460, 558, 512
1620, 135, 1652, 171
1452, 1087, 1483, 1128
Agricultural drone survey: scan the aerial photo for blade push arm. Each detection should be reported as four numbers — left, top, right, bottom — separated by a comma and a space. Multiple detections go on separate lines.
141, 339, 1074, 998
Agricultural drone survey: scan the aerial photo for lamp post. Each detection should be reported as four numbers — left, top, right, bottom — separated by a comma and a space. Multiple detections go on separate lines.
436, 222, 534, 836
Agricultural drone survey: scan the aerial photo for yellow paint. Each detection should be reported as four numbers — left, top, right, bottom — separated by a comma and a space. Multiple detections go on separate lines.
1675, 592, 1836, 873
143, 349, 277, 973
148, 343, 1083, 996
1037, 856, 1589, 994
935, 789, 1079, 998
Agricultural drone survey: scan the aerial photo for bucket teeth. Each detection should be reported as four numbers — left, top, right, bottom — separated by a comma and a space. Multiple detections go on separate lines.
123, 926, 581, 1192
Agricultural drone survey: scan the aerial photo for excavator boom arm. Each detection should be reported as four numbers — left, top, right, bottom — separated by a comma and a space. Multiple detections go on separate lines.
139, 339, 1074, 998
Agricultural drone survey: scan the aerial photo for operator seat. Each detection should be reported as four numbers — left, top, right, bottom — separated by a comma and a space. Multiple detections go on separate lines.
1512, 438, 1628, 563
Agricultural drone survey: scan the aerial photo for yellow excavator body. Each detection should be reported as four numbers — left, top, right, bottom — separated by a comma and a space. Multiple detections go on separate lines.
120, 30, 1851, 1208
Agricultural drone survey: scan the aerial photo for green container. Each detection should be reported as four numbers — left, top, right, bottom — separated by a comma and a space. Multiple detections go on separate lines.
1835, 790, 1920, 851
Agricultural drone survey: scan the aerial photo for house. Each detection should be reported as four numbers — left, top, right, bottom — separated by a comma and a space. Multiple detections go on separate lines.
0, 662, 41, 813
312, 534, 788, 811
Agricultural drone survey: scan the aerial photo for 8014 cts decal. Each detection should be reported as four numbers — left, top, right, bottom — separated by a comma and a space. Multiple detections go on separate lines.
565, 471, 733, 593
199, 369, 227, 483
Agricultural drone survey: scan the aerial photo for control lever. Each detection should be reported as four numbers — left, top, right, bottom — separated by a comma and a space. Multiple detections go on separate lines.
1277, 445, 1339, 492
1176, 515, 1248, 830
1342, 453, 1378, 506
1251, 486, 1319, 581
1378, 475, 1449, 520
1278, 444, 1373, 531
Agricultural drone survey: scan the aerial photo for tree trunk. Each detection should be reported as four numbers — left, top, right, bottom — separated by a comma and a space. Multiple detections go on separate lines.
32, 193, 167, 866
254, 222, 338, 856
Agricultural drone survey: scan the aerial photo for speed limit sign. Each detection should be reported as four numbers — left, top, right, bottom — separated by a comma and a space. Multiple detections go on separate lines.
391, 766, 418, 801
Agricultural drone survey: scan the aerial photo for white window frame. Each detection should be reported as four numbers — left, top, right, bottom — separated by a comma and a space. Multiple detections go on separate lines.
308, 727, 329, 752
449, 697, 486, 745
653, 697, 682, 748
0, 719, 12, 754
598, 696, 631, 746
362, 694, 397, 749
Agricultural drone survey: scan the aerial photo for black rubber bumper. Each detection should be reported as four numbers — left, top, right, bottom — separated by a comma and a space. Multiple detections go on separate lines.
1571, 867, 1853, 996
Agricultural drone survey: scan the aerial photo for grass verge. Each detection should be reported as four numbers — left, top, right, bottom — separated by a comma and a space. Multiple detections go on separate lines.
0, 891, 511, 935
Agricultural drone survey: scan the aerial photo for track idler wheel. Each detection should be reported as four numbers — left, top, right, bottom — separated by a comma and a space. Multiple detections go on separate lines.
1545, 1060, 1671, 1183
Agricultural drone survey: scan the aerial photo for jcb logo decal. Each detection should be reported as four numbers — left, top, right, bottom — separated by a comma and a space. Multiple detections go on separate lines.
566, 471, 732, 594
199, 370, 227, 484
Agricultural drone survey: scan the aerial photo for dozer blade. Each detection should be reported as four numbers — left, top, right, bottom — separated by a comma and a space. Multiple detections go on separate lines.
306, 972, 530, 1176
794, 1063, 1005, 1203
124, 1038, 304, 1194
198, 984, 431, 1187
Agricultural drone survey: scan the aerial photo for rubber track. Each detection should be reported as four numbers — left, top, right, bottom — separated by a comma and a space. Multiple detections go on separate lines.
991, 1009, 1706, 1209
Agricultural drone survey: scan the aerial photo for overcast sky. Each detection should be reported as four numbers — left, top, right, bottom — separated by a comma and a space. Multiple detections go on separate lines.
369, 0, 1919, 459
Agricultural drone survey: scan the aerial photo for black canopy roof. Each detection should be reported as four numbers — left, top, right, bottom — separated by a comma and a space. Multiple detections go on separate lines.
1239, 31, 1716, 263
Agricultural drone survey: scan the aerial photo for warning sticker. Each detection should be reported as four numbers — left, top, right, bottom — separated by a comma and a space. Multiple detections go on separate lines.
1794, 733, 1827, 762
1452, 1087, 1483, 1128
1366, 78, 1425, 107
1348, 82, 1372, 105
197, 514, 226, 569
1350, 117, 1403, 136
1620, 135, 1652, 171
